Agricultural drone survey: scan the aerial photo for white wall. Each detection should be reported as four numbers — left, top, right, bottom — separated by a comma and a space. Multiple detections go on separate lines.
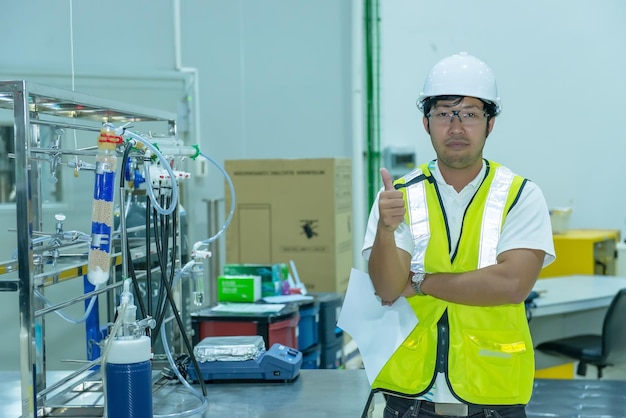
177, 0, 356, 255
1, 0, 624, 372
0, 0, 192, 371
379, 0, 626, 236
0, 0, 357, 370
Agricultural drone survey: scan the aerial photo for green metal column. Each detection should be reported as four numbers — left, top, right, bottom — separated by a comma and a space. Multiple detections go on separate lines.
364, 0, 381, 208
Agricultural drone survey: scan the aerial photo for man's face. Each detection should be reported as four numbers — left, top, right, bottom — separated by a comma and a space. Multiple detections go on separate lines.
422, 97, 495, 170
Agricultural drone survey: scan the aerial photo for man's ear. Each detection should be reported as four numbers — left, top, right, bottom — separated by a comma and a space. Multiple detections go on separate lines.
486, 117, 496, 137
422, 115, 430, 134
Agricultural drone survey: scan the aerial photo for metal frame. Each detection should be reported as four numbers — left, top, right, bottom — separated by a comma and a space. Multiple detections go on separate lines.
0, 80, 178, 417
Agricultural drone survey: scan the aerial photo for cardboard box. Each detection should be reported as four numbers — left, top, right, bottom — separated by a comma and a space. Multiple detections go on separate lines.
225, 158, 353, 293
217, 275, 262, 302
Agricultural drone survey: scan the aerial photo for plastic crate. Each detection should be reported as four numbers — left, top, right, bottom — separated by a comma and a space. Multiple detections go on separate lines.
301, 343, 321, 369
311, 292, 343, 344
297, 300, 320, 351
320, 331, 345, 369
191, 303, 300, 350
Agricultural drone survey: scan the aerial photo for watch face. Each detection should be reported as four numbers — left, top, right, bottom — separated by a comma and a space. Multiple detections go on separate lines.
411, 273, 426, 296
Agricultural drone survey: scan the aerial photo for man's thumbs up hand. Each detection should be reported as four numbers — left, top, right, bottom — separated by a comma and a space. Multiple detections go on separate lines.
381, 167, 395, 191
378, 168, 406, 232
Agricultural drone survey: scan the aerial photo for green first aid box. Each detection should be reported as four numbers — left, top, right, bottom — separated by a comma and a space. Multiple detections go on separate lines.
217, 275, 262, 303
223, 263, 288, 297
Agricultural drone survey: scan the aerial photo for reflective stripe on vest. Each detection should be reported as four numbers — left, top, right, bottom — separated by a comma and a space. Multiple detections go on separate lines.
479, 165, 514, 268
404, 168, 429, 272
406, 163, 514, 270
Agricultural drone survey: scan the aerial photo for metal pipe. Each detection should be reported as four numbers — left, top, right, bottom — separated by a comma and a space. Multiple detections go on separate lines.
119, 187, 129, 280
151, 145, 198, 158
365, 0, 382, 207
351, 0, 367, 272
35, 281, 123, 317
30, 118, 101, 133
205, 198, 222, 305
36, 361, 100, 400
29, 147, 98, 156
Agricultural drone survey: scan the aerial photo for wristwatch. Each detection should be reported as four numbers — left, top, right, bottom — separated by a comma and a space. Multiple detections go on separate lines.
410, 272, 428, 296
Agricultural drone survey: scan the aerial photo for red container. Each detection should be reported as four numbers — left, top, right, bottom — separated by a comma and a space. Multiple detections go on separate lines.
191, 303, 300, 350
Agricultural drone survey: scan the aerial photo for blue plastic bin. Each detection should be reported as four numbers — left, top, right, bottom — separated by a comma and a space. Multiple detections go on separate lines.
297, 300, 320, 351
321, 329, 344, 369
301, 343, 321, 369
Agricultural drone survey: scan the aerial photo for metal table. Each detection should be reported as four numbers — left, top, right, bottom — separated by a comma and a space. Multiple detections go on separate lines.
0, 369, 372, 417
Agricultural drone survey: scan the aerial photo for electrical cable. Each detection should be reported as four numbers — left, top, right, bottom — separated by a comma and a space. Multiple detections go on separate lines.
149, 205, 164, 334
141, 195, 207, 398
169, 199, 179, 291
118, 142, 149, 320
154, 248, 207, 397
164, 196, 177, 284
151, 202, 172, 343
118, 144, 134, 221
157, 197, 178, 324
142, 149, 176, 216
154, 260, 208, 418
108, 136, 234, 410
152, 199, 182, 350
145, 194, 153, 317
148, 194, 175, 344
112, 126, 179, 216
113, 154, 195, 412
124, 243, 149, 322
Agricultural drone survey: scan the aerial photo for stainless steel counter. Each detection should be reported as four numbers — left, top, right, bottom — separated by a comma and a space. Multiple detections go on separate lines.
0, 369, 373, 417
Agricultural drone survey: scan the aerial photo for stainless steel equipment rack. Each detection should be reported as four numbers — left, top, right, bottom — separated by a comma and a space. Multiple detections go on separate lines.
0, 80, 178, 418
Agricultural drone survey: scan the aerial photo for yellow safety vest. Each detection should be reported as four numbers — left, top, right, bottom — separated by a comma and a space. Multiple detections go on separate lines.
372, 160, 534, 406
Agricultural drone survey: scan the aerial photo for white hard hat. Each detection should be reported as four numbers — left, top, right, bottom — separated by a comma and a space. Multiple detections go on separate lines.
416, 52, 501, 115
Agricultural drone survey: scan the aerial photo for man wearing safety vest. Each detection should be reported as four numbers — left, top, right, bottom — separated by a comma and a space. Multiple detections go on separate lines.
363, 52, 556, 416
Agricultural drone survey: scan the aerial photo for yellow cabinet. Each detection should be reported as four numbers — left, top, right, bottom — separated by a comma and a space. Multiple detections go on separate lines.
539, 229, 620, 278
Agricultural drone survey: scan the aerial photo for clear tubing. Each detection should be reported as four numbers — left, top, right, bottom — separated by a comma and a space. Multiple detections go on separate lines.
156, 321, 208, 418
34, 285, 100, 324
199, 152, 236, 245
147, 136, 185, 148
87, 126, 122, 285
84, 276, 102, 362
191, 266, 204, 306
122, 191, 133, 230
152, 145, 199, 158
122, 129, 179, 216
155, 260, 209, 418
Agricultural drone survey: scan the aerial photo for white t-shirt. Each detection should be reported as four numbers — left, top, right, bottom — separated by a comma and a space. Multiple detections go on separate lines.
362, 160, 556, 403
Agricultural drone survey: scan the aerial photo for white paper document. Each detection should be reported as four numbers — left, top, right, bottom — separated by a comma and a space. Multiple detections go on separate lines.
337, 268, 418, 385
211, 303, 286, 313
263, 295, 314, 303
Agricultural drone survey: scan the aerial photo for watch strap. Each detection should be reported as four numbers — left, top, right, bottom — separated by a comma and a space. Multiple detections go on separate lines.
410, 272, 427, 296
